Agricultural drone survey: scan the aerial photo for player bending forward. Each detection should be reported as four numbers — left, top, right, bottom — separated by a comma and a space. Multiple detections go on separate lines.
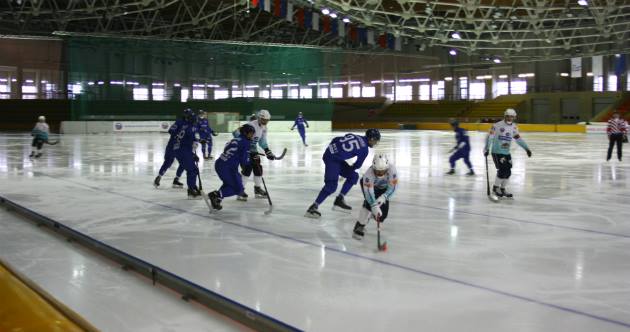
233, 109, 279, 200
484, 108, 532, 199
154, 109, 191, 189
353, 154, 398, 240
30, 116, 50, 158
305, 129, 381, 218
207, 124, 255, 210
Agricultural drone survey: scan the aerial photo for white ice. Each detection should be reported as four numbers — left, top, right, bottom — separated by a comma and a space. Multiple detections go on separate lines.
0, 130, 629, 331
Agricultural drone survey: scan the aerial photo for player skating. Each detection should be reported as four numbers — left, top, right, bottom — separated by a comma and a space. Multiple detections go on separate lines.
233, 109, 279, 201
207, 124, 255, 210
30, 116, 50, 158
305, 129, 381, 218
154, 109, 191, 189
352, 153, 398, 240
446, 120, 474, 176
484, 109, 532, 199
606, 111, 627, 162
198, 111, 219, 160
291, 112, 310, 146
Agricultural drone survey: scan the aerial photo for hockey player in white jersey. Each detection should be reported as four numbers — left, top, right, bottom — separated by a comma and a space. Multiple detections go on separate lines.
233, 109, 278, 200
353, 153, 398, 240
484, 108, 532, 199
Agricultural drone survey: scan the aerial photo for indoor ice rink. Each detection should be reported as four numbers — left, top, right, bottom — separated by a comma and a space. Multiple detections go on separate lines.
1, 0, 630, 331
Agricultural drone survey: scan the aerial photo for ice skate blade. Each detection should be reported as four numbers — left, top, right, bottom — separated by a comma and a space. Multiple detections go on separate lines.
304, 212, 321, 219
255, 194, 268, 199
332, 205, 352, 214
352, 233, 363, 240
236, 197, 247, 202
172, 185, 184, 189
487, 194, 500, 203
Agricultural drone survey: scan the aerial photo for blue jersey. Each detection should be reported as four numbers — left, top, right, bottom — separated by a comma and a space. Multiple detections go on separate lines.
454, 127, 470, 150
166, 119, 186, 150
325, 134, 369, 169
292, 116, 308, 129
171, 120, 199, 153
217, 137, 250, 169
197, 118, 214, 140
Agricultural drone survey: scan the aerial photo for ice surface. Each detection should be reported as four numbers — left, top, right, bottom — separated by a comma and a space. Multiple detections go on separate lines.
0, 130, 629, 331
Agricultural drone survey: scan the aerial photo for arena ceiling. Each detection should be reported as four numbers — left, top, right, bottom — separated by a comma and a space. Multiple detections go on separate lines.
1, 0, 629, 63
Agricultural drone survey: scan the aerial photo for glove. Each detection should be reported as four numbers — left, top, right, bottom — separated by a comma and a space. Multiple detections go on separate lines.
483, 150, 489, 157
200, 139, 207, 144
371, 205, 382, 219
526, 149, 532, 158
375, 195, 387, 207
290, 127, 294, 131
264, 148, 275, 160
193, 154, 199, 162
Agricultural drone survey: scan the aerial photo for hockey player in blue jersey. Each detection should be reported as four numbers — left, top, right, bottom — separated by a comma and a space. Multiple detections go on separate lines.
305, 128, 381, 218
446, 120, 475, 176
154, 109, 191, 189
290, 112, 310, 146
197, 111, 219, 160
207, 124, 255, 210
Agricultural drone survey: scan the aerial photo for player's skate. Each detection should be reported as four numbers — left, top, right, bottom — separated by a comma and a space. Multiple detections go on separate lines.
500, 188, 514, 199
172, 177, 184, 188
254, 186, 268, 199
467, 169, 475, 176
208, 191, 223, 210
333, 195, 352, 213
237, 192, 248, 201
153, 175, 161, 188
352, 222, 365, 240
492, 186, 505, 199
29, 151, 35, 158
446, 169, 455, 175
203, 154, 210, 160
35, 153, 42, 158
305, 203, 321, 219
187, 188, 202, 200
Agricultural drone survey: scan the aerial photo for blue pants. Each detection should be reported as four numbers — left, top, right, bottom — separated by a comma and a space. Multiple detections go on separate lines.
174, 151, 198, 190
314, 153, 359, 205
449, 148, 472, 169
201, 138, 212, 157
297, 125, 306, 144
159, 149, 185, 178
215, 160, 243, 198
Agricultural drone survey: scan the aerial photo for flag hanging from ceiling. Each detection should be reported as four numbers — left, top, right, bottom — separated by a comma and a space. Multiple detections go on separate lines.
378, 34, 387, 48
592, 55, 603, 77
273, 0, 281, 16
263, 0, 270, 12
614, 55, 626, 77
322, 16, 331, 33
304, 9, 312, 29
295, 7, 304, 26
387, 34, 395, 49
367, 30, 375, 45
570, 57, 582, 78
286, 2, 293, 22
395, 36, 402, 51
312, 12, 320, 31
338, 20, 345, 37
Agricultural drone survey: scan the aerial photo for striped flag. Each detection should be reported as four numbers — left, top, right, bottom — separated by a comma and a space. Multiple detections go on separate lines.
338, 20, 345, 37
367, 30, 375, 45
312, 12, 320, 31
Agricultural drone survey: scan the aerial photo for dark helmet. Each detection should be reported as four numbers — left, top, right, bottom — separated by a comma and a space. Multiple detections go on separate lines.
183, 108, 193, 118
449, 119, 459, 128
240, 124, 255, 138
365, 128, 381, 141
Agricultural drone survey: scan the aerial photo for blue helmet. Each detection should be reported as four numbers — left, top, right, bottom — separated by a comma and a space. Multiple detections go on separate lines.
450, 119, 459, 128
240, 124, 255, 138
183, 108, 193, 120
365, 128, 381, 141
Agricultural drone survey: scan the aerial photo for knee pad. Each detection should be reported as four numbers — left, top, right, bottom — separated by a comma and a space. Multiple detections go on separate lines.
241, 165, 253, 177
253, 163, 263, 176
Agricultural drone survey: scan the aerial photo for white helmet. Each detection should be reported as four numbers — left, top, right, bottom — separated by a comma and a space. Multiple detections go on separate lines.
258, 109, 271, 120
38, 116, 46, 122
372, 153, 389, 173
504, 108, 517, 117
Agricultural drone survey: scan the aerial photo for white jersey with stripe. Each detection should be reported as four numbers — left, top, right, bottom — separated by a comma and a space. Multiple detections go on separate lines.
361, 164, 398, 206
241, 119, 269, 152
486, 120, 529, 155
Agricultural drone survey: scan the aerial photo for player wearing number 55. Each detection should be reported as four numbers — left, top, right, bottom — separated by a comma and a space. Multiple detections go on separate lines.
305, 129, 381, 219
